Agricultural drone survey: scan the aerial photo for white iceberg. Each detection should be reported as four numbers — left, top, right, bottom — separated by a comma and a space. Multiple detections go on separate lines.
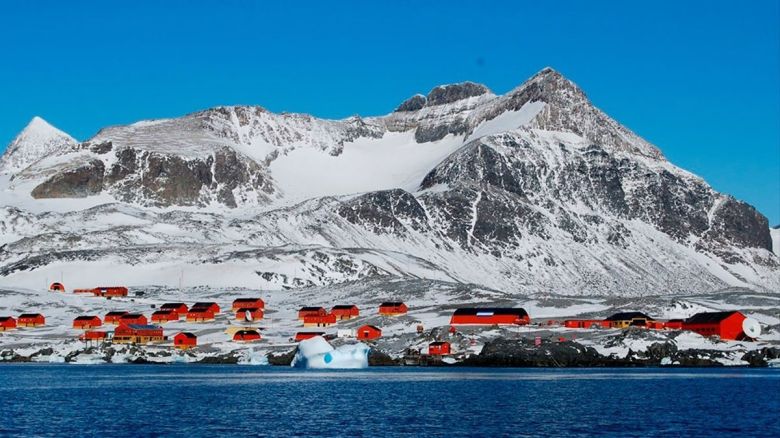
291, 336, 369, 369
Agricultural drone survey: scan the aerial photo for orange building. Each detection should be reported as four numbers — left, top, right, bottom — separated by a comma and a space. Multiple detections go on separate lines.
173, 332, 197, 349
428, 341, 451, 355
379, 302, 408, 316
357, 325, 382, 340
331, 305, 359, 320
73, 316, 102, 330
232, 298, 265, 312
17, 313, 45, 327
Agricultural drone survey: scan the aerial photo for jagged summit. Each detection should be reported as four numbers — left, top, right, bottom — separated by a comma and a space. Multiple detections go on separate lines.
0, 116, 77, 174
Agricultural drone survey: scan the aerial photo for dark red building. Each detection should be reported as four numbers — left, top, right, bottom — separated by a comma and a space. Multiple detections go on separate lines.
379, 302, 408, 316
294, 332, 325, 342
0, 316, 16, 331
95, 286, 129, 297
160, 303, 188, 315
357, 325, 382, 340
151, 310, 179, 324
450, 308, 530, 326
173, 332, 197, 349
186, 309, 215, 322
233, 330, 261, 342
303, 313, 337, 327
235, 308, 264, 321
113, 324, 165, 344
428, 341, 451, 355
73, 316, 102, 329
17, 313, 45, 327
191, 302, 220, 314
232, 298, 265, 312
331, 305, 359, 320
104, 311, 128, 325
683, 311, 751, 340
119, 313, 148, 325
298, 307, 327, 320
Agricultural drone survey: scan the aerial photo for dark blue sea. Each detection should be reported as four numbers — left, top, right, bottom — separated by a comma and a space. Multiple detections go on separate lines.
0, 365, 778, 437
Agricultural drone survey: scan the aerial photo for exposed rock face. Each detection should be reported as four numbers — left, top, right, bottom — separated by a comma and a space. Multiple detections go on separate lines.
31, 160, 105, 198
338, 189, 429, 235
395, 94, 427, 112
426, 82, 491, 106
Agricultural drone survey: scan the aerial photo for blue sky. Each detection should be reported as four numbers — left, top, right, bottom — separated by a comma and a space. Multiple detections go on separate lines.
1, 1, 778, 223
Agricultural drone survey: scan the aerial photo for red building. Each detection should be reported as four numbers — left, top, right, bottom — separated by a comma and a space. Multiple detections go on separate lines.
235, 308, 264, 321
450, 308, 530, 326
663, 320, 684, 330
17, 313, 45, 327
232, 298, 265, 312
104, 311, 128, 325
298, 307, 327, 320
80, 330, 108, 341
357, 325, 382, 340
113, 324, 165, 344
303, 313, 337, 327
73, 288, 95, 294
683, 311, 752, 340
294, 332, 325, 342
0, 317, 16, 331
331, 305, 359, 320
119, 313, 148, 325
186, 309, 215, 322
173, 332, 197, 349
151, 310, 179, 324
160, 303, 188, 315
233, 330, 261, 342
73, 316, 102, 329
563, 319, 611, 329
428, 341, 451, 355
379, 302, 408, 316
191, 302, 220, 314
95, 286, 129, 297
49, 282, 65, 292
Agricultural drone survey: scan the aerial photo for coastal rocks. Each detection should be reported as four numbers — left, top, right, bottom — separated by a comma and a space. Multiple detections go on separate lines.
463, 338, 612, 367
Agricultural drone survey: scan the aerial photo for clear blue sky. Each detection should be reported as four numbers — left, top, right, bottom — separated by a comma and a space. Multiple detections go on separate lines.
1, 1, 778, 224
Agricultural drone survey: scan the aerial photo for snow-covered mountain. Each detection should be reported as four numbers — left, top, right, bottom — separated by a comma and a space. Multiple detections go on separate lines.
0, 117, 77, 174
0, 67, 777, 295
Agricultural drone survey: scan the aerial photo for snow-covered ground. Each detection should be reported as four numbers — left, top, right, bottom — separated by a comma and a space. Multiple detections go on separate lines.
1, 281, 777, 366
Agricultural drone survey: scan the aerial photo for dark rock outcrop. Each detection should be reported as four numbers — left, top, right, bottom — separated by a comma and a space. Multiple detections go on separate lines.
32, 160, 105, 198
426, 82, 490, 106
395, 94, 427, 112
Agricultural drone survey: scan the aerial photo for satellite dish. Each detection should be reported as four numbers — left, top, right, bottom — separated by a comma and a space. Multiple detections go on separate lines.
245, 311, 253, 322
742, 318, 761, 339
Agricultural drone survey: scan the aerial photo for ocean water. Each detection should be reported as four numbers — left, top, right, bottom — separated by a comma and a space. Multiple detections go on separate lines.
0, 365, 778, 437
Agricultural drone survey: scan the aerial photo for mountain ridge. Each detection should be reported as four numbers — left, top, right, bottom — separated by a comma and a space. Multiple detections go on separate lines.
0, 67, 777, 296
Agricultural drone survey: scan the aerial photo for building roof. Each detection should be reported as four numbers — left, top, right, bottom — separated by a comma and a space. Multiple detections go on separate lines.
176, 332, 197, 339
430, 341, 450, 346
0, 316, 15, 322
332, 305, 358, 310
452, 308, 529, 317
233, 298, 262, 303
161, 302, 186, 308
18, 313, 43, 318
380, 302, 405, 307
121, 313, 145, 318
358, 325, 381, 331
605, 312, 654, 321
152, 310, 175, 314
125, 324, 163, 330
299, 306, 325, 311
105, 311, 128, 316
296, 331, 325, 335
685, 311, 740, 324
74, 315, 99, 321
192, 302, 217, 307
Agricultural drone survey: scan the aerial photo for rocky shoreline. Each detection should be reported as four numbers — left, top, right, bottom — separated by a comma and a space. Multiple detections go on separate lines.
4, 336, 779, 367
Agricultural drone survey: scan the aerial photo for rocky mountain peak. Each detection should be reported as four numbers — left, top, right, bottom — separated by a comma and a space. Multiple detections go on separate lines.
425, 81, 491, 106
0, 116, 77, 174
